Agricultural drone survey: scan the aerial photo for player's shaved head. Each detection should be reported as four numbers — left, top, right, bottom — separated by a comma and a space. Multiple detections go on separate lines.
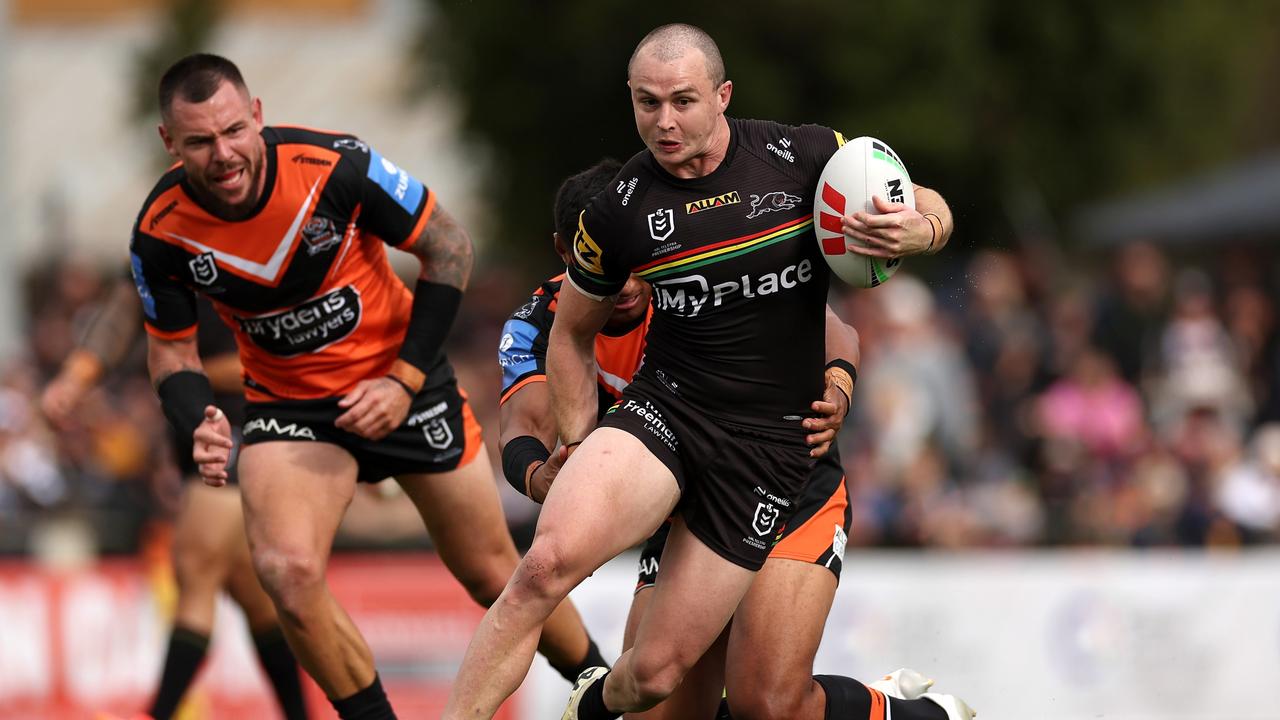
629, 23, 725, 88
159, 53, 249, 121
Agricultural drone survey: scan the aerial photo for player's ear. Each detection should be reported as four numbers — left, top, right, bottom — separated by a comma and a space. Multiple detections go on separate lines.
718, 80, 733, 113
251, 97, 263, 128
553, 232, 571, 265
158, 124, 179, 159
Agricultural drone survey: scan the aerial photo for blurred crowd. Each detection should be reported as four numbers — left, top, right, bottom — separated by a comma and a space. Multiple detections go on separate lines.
836, 240, 1280, 548
2, 239, 1279, 558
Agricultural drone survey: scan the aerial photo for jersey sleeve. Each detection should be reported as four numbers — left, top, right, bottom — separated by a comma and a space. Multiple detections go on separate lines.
195, 296, 237, 357
565, 192, 630, 301
498, 287, 556, 403
793, 123, 847, 185
130, 235, 198, 340
498, 317, 546, 403
334, 137, 436, 250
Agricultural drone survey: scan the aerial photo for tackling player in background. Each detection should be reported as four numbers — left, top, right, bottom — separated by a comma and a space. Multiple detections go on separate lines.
42, 283, 307, 720
446, 23, 971, 720
128, 54, 604, 720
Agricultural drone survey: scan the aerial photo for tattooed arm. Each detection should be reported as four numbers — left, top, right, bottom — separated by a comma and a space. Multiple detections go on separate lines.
336, 201, 476, 440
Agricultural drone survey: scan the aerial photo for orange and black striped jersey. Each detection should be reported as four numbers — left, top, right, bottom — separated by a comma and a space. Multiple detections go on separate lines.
498, 274, 650, 420
129, 126, 450, 402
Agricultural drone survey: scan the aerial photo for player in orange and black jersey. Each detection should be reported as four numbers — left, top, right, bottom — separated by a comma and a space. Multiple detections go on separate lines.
499, 159, 859, 720
129, 53, 604, 720
447, 24, 970, 720
41, 278, 307, 720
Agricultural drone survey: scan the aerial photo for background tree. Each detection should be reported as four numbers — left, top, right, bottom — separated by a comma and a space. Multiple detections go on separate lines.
416, 0, 1279, 281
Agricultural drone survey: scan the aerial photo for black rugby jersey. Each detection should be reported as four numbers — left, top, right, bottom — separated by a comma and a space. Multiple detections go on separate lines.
568, 118, 844, 429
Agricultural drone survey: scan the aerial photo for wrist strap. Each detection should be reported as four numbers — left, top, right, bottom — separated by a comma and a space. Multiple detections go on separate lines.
385, 373, 417, 398
157, 371, 215, 459
63, 349, 105, 385
502, 435, 551, 498
824, 359, 857, 416
923, 213, 943, 254
397, 279, 463, 379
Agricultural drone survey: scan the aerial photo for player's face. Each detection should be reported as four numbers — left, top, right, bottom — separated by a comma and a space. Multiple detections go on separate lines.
629, 49, 732, 178
607, 275, 652, 329
159, 80, 266, 219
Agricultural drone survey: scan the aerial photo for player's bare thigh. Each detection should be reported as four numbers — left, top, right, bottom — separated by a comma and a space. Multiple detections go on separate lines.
533, 427, 681, 578
237, 441, 359, 563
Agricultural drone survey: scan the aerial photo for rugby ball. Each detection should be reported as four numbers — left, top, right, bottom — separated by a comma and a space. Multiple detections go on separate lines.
813, 136, 913, 288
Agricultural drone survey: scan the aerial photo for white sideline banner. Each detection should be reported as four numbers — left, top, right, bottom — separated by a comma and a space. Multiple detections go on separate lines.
526, 550, 1280, 720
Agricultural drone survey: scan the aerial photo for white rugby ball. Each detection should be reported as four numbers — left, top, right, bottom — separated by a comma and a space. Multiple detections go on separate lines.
813, 135, 914, 288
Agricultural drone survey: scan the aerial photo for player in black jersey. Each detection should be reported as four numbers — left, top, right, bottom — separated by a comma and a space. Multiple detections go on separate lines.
446, 24, 971, 720
41, 282, 307, 720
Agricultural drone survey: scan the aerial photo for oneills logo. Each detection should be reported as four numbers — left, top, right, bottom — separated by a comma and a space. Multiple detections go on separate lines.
685, 191, 741, 215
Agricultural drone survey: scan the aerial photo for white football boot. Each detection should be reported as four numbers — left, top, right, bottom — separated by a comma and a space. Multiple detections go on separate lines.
867, 667, 935, 699
867, 668, 976, 719
562, 666, 611, 720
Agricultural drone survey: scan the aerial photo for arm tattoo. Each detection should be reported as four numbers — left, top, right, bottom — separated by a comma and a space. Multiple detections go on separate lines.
410, 203, 474, 291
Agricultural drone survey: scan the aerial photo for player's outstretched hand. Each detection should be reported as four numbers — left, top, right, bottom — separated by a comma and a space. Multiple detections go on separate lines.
40, 374, 90, 429
804, 378, 849, 458
335, 376, 413, 441
528, 444, 571, 504
841, 195, 931, 259
193, 406, 234, 487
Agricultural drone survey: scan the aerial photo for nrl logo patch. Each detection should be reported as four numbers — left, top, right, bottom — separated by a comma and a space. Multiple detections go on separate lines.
188, 252, 218, 286
647, 208, 675, 241
752, 502, 780, 536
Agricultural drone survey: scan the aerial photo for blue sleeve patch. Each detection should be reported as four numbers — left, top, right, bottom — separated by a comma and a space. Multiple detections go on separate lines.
367, 148, 425, 214
130, 251, 157, 320
498, 319, 542, 392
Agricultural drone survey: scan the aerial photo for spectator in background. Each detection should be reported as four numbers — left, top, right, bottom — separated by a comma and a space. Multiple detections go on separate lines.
1152, 269, 1252, 438
1091, 240, 1171, 388
1214, 423, 1280, 543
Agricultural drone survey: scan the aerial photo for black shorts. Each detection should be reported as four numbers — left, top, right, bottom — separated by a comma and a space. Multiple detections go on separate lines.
241, 379, 484, 483
635, 451, 850, 591
599, 377, 814, 571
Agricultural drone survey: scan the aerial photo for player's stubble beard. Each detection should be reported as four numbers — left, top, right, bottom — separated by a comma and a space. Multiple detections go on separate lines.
190, 146, 266, 221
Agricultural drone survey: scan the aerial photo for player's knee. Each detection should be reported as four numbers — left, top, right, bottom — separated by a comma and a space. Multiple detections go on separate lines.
453, 566, 507, 608
508, 541, 579, 603
251, 547, 324, 613
172, 538, 227, 589
628, 655, 685, 706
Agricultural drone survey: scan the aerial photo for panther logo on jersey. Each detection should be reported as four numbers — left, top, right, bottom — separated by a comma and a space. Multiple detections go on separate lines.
746, 191, 802, 220
188, 252, 218, 286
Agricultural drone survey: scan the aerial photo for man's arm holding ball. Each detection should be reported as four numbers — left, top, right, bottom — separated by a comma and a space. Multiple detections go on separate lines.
843, 184, 953, 258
